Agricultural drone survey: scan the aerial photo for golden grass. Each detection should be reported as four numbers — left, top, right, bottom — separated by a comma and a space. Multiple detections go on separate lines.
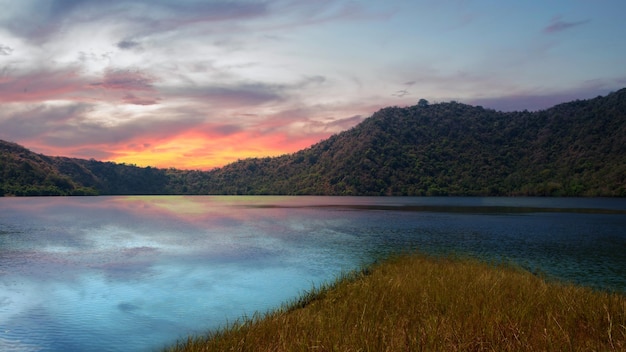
165, 254, 626, 351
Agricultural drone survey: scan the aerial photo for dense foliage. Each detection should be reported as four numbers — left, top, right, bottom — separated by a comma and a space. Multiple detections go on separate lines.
176, 88, 626, 196
0, 141, 98, 196
1, 88, 625, 196
0, 141, 173, 196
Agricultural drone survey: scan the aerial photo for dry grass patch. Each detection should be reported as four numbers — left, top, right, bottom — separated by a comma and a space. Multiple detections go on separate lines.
166, 254, 626, 351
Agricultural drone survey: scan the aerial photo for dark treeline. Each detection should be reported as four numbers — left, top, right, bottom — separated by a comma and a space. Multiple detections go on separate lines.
1, 88, 625, 197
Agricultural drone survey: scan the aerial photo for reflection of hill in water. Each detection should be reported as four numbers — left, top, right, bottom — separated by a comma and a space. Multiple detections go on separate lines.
244, 196, 626, 215
311, 204, 626, 215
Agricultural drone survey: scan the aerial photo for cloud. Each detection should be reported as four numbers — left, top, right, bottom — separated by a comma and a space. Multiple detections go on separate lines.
467, 80, 621, 111
57, 114, 203, 148
0, 44, 13, 55
0, 1, 98, 42
251, 104, 370, 139
173, 84, 284, 107
0, 103, 92, 142
1, 0, 269, 43
1, 1, 620, 170
91, 69, 156, 91
543, 16, 590, 34
303, 115, 362, 135
0, 68, 87, 103
122, 93, 160, 106
164, 121, 245, 140
329, 115, 365, 130
117, 39, 141, 50
0, 100, 205, 151
211, 124, 243, 136
0, 67, 160, 106
164, 76, 326, 109
392, 90, 410, 97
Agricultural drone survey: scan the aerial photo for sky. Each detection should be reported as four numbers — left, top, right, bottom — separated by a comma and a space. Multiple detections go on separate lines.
1, 0, 625, 170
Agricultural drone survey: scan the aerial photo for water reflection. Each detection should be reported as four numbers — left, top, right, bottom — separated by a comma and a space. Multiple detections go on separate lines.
0, 196, 625, 352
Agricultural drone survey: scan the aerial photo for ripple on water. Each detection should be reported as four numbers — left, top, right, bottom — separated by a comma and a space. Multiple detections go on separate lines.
0, 196, 624, 352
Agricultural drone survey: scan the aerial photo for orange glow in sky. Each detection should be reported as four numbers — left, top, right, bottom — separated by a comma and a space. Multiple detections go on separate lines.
107, 131, 325, 170
1, 1, 623, 169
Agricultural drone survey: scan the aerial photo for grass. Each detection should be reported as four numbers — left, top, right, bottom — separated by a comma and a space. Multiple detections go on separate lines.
165, 253, 626, 351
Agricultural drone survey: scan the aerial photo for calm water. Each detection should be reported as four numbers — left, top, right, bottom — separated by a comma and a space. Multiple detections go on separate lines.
1, 196, 625, 351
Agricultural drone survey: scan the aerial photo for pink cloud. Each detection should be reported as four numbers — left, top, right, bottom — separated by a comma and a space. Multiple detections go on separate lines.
0, 69, 87, 103
122, 93, 160, 106
0, 67, 161, 106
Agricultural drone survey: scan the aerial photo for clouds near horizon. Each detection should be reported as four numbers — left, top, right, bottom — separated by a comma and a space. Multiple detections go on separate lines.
0, 0, 625, 169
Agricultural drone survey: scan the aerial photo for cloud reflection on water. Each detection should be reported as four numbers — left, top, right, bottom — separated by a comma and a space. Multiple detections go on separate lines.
0, 196, 364, 352
0, 196, 624, 352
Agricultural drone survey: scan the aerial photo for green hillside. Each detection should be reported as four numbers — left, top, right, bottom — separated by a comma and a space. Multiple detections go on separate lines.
0, 141, 173, 196
0, 140, 97, 196
184, 89, 626, 196
1, 88, 625, 196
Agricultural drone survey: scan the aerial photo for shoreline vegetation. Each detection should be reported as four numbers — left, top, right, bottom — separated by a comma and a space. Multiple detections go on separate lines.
165, 253, 625, 352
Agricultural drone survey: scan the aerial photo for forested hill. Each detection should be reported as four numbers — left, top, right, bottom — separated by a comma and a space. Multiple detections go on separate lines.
0, 140, 172, 196
1, 88, 625, 196
196, 89, 626, 196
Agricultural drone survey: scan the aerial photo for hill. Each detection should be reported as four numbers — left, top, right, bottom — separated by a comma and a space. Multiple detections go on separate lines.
1, 89, 625, 196
181, 89, 626, 196
0, 140, 97, 196
0, 141, 171, 196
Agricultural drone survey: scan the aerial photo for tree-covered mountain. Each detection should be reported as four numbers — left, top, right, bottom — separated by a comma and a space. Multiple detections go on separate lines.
0, 141, 171, 196
0, 140, 97, 196
189, 89, 625, 196
2, 88, 625, 196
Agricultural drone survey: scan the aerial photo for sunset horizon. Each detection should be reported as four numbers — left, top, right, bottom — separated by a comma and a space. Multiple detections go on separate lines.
1, 0, 624, 170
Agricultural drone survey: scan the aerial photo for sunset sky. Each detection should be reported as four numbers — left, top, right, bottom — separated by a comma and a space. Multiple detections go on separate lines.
1, 0, 625, 170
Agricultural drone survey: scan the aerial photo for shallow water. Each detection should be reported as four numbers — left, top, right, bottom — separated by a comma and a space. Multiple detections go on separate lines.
1, 196, 625, 351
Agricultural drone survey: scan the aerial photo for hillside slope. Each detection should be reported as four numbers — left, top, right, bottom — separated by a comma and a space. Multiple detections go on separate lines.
0, 140, 98, 196
186, 89, 626, 196
1, 88, 625, 196
0, 141, 172, 196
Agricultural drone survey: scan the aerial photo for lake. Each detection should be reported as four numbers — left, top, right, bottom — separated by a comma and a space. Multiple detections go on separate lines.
1, 196, 625, 351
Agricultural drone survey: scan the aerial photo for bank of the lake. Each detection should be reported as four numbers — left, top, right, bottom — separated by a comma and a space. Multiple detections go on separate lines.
167, 253, 626, 352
